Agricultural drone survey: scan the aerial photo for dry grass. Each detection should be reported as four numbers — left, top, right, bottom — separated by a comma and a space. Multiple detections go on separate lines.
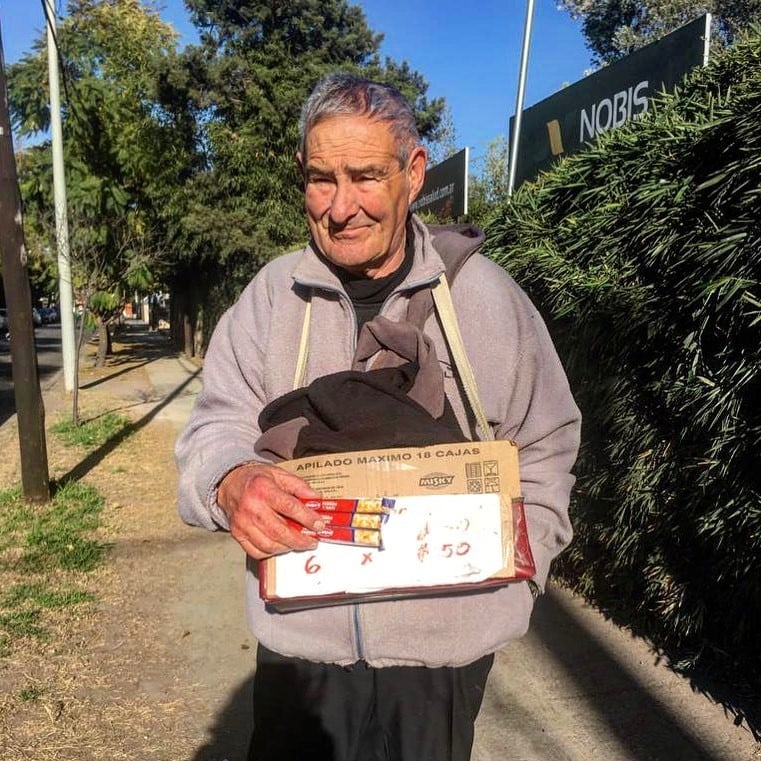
0, 338, 209, 761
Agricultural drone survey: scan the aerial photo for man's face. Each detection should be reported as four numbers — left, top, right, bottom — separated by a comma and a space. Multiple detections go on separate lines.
298, 115, 426, 279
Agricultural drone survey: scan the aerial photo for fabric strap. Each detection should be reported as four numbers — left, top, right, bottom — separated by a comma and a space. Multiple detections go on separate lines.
430, 274, 494, 442
292, 273, 493, 442
292, 297, 311, 390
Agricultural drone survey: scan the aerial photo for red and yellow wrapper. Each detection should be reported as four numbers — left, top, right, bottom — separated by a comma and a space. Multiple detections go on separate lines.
288, 497, 396, 548
299, 497, 394, 514
286, 518, 382, 548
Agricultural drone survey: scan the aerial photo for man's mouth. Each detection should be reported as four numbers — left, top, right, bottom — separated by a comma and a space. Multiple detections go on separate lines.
331, 227, 369, 240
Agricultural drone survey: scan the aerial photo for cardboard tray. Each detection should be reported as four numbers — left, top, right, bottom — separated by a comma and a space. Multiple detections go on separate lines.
259, 440, 535, 612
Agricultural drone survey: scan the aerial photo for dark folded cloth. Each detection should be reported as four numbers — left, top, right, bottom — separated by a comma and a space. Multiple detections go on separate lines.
255, 317, 468, 462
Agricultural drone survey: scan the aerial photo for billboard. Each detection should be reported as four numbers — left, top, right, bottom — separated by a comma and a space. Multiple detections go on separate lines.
411, 147, 469, 219
509, 14, 712, 189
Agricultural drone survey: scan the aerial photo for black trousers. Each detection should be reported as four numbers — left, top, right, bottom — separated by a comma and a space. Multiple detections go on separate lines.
249, 644, 494, 761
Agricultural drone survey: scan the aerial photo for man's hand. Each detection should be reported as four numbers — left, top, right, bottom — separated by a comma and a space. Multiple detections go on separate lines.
217, 462, 323, 559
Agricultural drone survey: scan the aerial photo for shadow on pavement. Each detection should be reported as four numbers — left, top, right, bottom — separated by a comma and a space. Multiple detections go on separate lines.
522, 588, 732, 760
190, 674, 254, 761
79, 358, 154, 390
688, 674, 761, 742
190, 665, 340, 761
591, 603, 761, 741
189, 588, 740, 761
112, 324, 174, 348
96, 324, 177, 365
57, 367, 201, 486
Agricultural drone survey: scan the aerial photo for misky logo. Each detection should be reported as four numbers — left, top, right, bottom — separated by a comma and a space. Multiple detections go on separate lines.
419, 473, 456, 489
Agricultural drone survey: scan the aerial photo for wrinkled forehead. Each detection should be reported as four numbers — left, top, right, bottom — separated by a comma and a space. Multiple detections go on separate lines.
302, 114, 405, 166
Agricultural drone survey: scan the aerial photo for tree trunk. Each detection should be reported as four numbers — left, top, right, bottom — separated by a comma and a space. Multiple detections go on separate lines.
183, 309, 194, 357
170, 283, 188, 354
95, 316, 110, 367
72, 310, 88, 426
169, 271, 202, 357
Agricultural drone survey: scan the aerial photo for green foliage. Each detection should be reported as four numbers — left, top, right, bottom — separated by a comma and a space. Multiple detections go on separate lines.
9, 0, 192, 328
9, 1, 449, 354
20, 482, 107, 572
467, 136, 510, 228
0, 611, 47, 644
484, 28, 761, 697
559, 0, 761, 64
424, 104, 457, 165
2, 584, 94, 609
162, 0, 447, 349
0, 482, 107, 655
51, 411, 130, 448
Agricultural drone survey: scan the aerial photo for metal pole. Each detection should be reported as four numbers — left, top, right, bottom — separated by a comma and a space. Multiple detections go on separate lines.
0, 23, 51, 502
463, 146, 470, 217
507, 0, 536, 196
44, 0, 76, 392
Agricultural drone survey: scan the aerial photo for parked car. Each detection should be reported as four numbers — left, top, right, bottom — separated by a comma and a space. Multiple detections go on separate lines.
0, 307, 45, 332
39, 306, 59, 324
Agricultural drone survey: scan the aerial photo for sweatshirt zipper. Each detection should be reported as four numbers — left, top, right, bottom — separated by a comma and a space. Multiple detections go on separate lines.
352, 604, 365, 661
348, 291, 364, 661
316, 287, 364, 660
348, 288, 402, 661
345, 281, 437, 660
295, 276, 439, 663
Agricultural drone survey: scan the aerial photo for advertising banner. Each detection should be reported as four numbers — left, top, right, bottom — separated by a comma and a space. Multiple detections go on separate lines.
509, 14, 711, 189
411, 147, 469, 219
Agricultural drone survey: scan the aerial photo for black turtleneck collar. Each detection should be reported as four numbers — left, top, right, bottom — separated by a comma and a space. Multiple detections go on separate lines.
317, 220, 415, 335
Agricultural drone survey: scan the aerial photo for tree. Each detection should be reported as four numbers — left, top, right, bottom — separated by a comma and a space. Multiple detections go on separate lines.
161, 0, 448, 353
8, 0, 193, 376
425, 104, 457, 166
466, 136, 510, 229
558, 0, 761, 64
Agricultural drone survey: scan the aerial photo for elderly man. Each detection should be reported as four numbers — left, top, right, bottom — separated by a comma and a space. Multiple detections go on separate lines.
176, 73, 580, 761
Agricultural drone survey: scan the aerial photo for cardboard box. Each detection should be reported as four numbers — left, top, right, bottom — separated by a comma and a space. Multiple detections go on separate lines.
260, 440, 534, 611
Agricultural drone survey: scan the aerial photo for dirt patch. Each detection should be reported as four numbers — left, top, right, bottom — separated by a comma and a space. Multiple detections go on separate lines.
0, 337, 236, 761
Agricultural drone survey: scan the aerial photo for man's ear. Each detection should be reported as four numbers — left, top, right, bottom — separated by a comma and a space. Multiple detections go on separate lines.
295, 151, 305, 185
406, 145, 427, 203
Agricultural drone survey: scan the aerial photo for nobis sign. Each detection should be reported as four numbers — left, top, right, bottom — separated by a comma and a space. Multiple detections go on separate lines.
510, 14, 711, 189
411, 147, 469, 219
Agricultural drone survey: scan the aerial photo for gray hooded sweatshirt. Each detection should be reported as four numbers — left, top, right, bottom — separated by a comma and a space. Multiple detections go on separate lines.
175, 216, 581, 668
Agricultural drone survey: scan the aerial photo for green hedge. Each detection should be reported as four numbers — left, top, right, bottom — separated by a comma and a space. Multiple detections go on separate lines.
484, 28, 761, 702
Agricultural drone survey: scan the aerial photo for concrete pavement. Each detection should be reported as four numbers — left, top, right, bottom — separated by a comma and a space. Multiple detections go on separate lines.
12, 321, 760, 760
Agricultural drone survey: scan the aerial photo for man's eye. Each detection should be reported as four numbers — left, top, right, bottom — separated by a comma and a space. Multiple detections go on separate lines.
358, 175, 379, 183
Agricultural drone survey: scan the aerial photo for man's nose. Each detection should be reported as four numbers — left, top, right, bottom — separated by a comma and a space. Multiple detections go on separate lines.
329, 179, 359, 224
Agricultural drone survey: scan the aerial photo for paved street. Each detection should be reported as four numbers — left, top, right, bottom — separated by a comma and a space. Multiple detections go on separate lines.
0, 324, 63, 428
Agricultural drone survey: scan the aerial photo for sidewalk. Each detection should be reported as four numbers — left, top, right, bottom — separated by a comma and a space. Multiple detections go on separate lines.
1, 321, 759, 761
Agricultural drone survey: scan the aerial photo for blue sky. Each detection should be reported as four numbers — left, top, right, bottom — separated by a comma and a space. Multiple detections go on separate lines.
0, 0, 594, 167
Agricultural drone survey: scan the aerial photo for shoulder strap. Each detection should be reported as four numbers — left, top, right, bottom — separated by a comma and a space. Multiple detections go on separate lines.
430, 274, 494, 441
293, 296, 311, 390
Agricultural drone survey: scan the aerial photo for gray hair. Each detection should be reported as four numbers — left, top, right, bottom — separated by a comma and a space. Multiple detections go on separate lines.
299, 73, 421, 165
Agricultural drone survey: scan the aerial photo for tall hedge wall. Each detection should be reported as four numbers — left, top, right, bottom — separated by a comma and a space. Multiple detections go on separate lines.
484, 28, 761, 709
